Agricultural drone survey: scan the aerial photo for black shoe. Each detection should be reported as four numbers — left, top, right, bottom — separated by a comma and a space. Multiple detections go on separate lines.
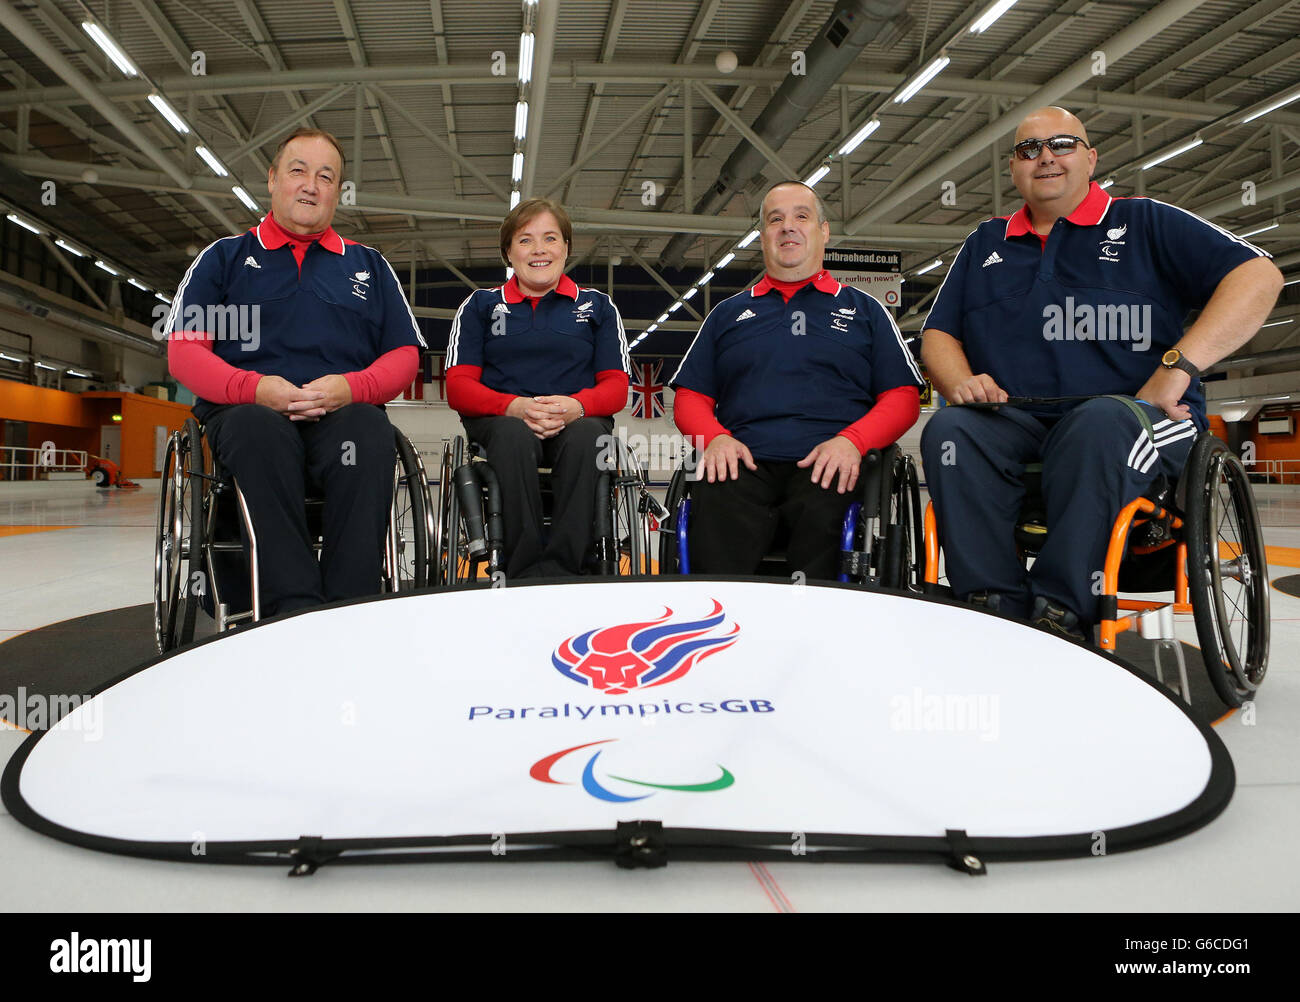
967, 590, 1003, 612
1030, 596, 1086, 642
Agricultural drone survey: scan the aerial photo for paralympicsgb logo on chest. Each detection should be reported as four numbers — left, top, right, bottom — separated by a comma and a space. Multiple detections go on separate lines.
551, 600, 740, 695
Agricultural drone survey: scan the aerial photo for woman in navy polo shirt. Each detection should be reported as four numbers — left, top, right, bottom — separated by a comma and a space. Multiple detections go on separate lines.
446, 198, 631, 577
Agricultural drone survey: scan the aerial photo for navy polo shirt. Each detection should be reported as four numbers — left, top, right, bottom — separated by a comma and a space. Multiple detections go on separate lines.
446, 274, 630, 395
671, 272, 925, 462
168, 216, 425, 403
924, 182, 1269, 427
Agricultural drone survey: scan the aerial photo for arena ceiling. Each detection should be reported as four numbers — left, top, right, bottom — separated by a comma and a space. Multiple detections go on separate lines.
0, 0, 1297, 352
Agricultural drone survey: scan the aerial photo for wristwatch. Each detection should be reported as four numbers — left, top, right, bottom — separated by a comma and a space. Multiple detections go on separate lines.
1161, 348, 1200, 379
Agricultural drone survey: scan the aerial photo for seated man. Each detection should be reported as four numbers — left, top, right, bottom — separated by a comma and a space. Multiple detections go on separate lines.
167, 127, 424, 616
920, 106, 1282, 639
670, 180, 924, 580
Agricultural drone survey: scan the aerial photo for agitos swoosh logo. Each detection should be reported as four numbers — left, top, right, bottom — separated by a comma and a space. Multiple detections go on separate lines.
530, 739, 735, 803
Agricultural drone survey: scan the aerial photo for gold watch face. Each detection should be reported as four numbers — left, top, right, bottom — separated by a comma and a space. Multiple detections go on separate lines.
1162, 349, 1181, 367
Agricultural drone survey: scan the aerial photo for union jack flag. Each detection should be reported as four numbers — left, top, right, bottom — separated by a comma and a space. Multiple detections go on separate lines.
629, 360, 665, 420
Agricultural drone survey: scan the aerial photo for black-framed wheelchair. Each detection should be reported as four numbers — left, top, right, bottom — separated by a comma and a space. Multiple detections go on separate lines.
922, 429, 1269, 707
655, 444, 925, 589
433, 432, 663, 583
154, 416, 433, 653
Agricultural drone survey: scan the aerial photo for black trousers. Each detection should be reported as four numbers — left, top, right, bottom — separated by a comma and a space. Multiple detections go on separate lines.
687, 460, 856, 580
461, 415, 614, 578
201, 403, 395, 616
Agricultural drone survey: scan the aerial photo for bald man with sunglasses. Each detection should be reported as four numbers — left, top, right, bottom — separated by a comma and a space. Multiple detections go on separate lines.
920, 106, 1282, 641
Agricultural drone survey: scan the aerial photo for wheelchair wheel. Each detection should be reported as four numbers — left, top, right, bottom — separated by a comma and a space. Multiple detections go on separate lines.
1185, 434, 1269, 706
657, 464, 690, 574
386, 428, 431, 591
890, 453, 924, 591
153, 418, 204, 653
610, 440, 654, 575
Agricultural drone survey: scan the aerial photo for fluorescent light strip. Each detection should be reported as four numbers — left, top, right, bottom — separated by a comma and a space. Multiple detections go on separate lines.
148, 94, 189, 135
232, 186, 260, 212
55, 238, 86, 257
656, 313, 669, 323
82, 22, 139, 77
838, 118, 880, 156
737, 230, 759, 249
127, 278, 150, 292
66, 369, 90, 378
514, 102, 529, 141
804, 165, 830, 187
915, 258, 943, 276
682, 287, 698, 300
698, 271, 715, 285
155, 292, 172, 304
512, 152, 524, 183
715, 252, 736, 269
1240, 221, 1279, 238
1284, 277, 1300, 286
195, 146, 229, 177
646, 324, 659, 333
518, 32, 535, 85
94, 260, 119, 276
667, 301, 683, 313
1263, 394, 1293, 400
894, 56, 950, 105
1241, 86, 1300, 124
1261, 319, 1294, 328
1141, 137, 1202, 171
1099, 178, 1115, 189
6, 213, 41, 235
34, 361, 57, 371
510, 190, 521, 209
969, 0, 1018, 34
0, 353, 25, 363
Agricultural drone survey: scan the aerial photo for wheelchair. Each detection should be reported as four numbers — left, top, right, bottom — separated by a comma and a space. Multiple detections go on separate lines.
153, 416, 433, 653
433, 432, 662, 583
922, 430, 1269, 707
656, 444, 925, 589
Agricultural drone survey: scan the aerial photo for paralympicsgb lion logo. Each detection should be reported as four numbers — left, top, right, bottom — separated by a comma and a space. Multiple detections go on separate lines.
551, 600, 739, 695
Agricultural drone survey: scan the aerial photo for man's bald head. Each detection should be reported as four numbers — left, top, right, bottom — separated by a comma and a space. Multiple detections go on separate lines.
1015, 107, 1089, 146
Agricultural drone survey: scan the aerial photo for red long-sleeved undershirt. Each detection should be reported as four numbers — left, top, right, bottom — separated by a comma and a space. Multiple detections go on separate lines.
167, 334, 419, 406
673, 384, 920, 456
446, 364, 630, 418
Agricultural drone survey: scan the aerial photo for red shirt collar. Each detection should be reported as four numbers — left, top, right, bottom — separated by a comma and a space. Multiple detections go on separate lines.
1004, 181, 1111, 239
256, 213, 344, 255
752, 269, 841, 298
501, 273, 579, 304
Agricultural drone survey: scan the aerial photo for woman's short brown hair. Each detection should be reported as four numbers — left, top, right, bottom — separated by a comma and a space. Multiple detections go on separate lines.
499, 198, 572, 264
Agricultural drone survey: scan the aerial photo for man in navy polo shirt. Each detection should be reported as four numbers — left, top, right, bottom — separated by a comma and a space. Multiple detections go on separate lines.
921, 106, 1282, 639
167, 128, 424, 616
671, 180, 924, 580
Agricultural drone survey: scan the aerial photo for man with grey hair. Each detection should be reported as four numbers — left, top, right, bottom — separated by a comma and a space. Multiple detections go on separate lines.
920, 106, 1282, 639
670, 180, 925, 579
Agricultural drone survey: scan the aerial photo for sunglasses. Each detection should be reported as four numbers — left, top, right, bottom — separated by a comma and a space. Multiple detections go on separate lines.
1012, 134, 1089, 160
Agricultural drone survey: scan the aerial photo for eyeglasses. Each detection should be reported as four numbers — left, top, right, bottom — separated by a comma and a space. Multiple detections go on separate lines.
1012, 134, 1089, 160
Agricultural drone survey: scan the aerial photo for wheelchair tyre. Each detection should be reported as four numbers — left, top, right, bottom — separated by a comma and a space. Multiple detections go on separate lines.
892, 453, 924, 591
657, 465, 690, 574
387, 428, 430, 591
1185, 434, 1269, 706
611, 441, 652, 575
153, 419, 204, 653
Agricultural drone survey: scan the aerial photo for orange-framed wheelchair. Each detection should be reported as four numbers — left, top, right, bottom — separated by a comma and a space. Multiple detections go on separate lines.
923, 430, 1269, 707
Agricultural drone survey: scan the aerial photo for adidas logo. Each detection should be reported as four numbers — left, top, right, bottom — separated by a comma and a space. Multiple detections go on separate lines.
736, 309, 757, 322
982, 252, 1003, 268
244, 256, 261, 269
